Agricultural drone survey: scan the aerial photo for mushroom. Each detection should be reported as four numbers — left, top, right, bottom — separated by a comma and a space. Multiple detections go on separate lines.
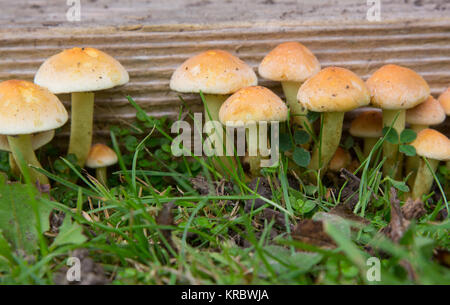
170, 50, 257, 174
405, 96, 446, 177
219, 86, 288, 177
328, 147, 352, 172
297, 67, 370, 175
258, 42, 320, 132
438, 87, 450, 116
438, 87, 450, 170
349, 110, 383, 157
406, 96, 445, 133
170, 50, 257, 122
410, 129, 450, 199
366, 64, 430, 178
86, 143, 118, 186
0, 80, 68, 185
0, 130, 55, 177
34, 47, 129, 167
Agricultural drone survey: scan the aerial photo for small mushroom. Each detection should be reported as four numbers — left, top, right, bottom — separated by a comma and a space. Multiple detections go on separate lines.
438, 87, 450, 171
366, 64, 430, 178
86, 144, 118, 186
405, 96, 446, 177
328, 147, 352, 172
219, 86, 288, 177
410, 129, 450, 199
258, 42, 320, 132
297, 67, 370, 176
406, 96, 445, 133
170, 50, 257, 175
0, 80, 68, 185
349, 109, 383, 158
0, 130, 55, 177
35, 47, 129, 167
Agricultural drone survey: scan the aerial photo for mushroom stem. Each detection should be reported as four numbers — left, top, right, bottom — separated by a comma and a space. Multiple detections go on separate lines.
406, 124, 429, 179
203, 94, 237, 176
363, 137, 378, 158
382, 109, 405, 178
8, 153, 20, 177
96, 167, 108, 186
309, 112, 344, 174
410, 124, 427, 133
245, 125, 261, 177
203, 94, 227, 122
281, 81, 312, 133
68, 92, 94, 167
7, 134, 49, 185
412, 158, 439, 199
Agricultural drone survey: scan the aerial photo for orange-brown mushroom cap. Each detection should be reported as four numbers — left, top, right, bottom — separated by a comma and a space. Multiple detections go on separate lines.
258, 42, 320, 83
86, 144, 118, 168
170, 50, 257, 95
34, 47, 129, 94
0, 80, 68, 135
366, 64, 430, 110
349, 109, 383, 138
297, 67, 370, 112
219, 86, 288, 125
438, 87, 450, 116
411, 129, 450, 161
406, 96, 445, 126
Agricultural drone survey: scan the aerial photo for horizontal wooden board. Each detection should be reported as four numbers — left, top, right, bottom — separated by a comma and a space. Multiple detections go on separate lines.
1, 0, 449, 142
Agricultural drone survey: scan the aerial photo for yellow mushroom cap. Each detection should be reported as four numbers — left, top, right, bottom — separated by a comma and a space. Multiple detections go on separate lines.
411, 129, 450, 161
349, 109, 383, 138
366, 64, 430, 110
258, 42, 320, 83
34, 47, 129, 94
0, 80, 68, 135
170, 50, 257, 95
297, 67, 370, 112
86, 144, 118, 168
0, 130, 54, 152
328, 147, 351, 172
406, 96, 445, 126
219, 86, 288, 125
438, 87, 450, 116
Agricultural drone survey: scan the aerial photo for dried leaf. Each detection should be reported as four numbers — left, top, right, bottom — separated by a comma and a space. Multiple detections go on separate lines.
292, 219, 336, 249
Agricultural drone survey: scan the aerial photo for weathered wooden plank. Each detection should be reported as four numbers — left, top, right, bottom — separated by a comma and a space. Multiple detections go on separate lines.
2, 0, 449, 28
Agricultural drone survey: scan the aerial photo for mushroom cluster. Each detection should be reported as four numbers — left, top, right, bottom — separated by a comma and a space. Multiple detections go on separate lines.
170, 45, 449, 200
0, 48, 126, 187
0, 41, 447, 205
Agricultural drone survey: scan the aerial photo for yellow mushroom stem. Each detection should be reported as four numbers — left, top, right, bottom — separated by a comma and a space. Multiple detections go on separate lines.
9, 153, 20, 177
203, 94, 238, 177
281, 81, 312, 134
406, 123, 429, 184
382, 109, 405, 178
96, 167, 108, 186
412, 157, 439, 199
7, 134, 49, 185
308, 112, 345, 176
68, 92, 95, 167
245, 125, 262, 177
410, 124, 428, 133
